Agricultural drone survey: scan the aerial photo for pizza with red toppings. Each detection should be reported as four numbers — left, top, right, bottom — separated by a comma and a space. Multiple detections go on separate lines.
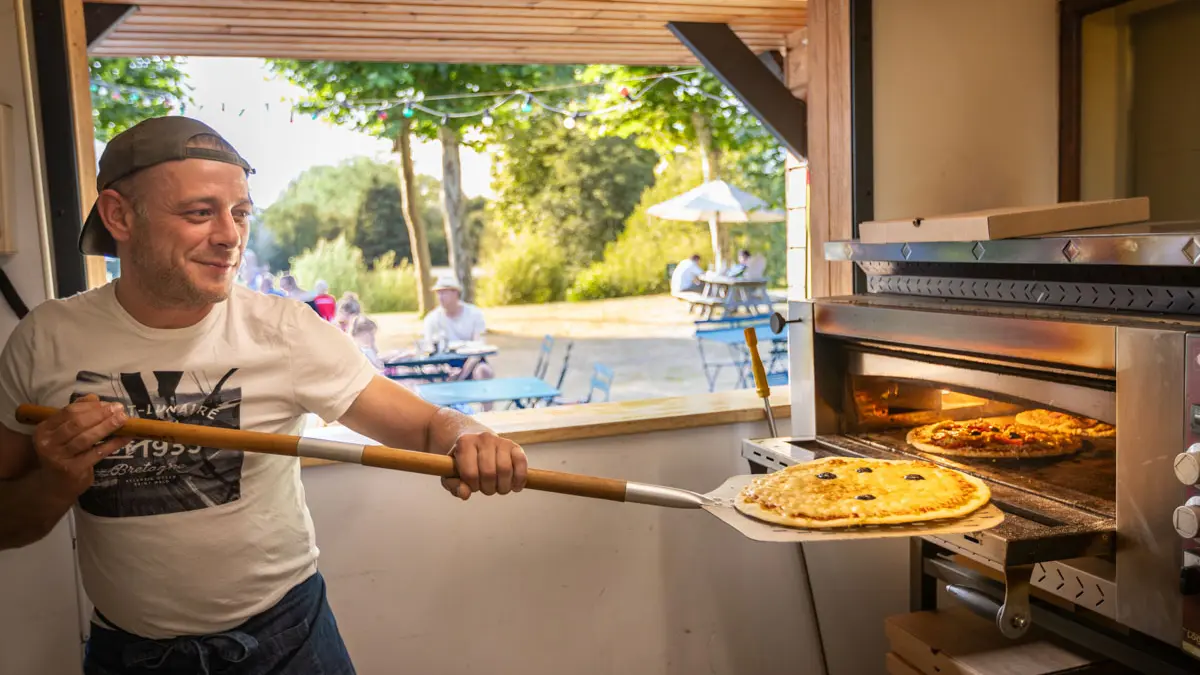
905, 418, 1083, 459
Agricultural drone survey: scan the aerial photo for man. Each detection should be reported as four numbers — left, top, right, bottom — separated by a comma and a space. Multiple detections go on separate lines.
0, 117, 526, 674
423, 277, 494, 382
671, 253, 704, 294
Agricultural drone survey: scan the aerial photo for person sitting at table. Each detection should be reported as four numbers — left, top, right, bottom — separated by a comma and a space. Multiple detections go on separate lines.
257, 274, 287, 297
727, 249, 767, 279
424, 277, 493, 382
310, 280, 337, 322
670, 254, 704, 294
335, 292, 363, 333
278, 274, 308, 301
741, 249, 767, 279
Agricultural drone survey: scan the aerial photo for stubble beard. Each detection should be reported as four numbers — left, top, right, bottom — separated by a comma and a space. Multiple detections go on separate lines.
128, 217, 234, 308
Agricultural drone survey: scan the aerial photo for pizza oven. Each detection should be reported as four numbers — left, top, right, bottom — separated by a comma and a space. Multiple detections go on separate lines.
745, 226, 1200, 674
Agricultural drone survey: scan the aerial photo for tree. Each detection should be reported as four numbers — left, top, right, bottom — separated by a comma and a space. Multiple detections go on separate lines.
402, 65, 574, 301
578, 66, 785, 269
266, 61, 434, 312
259, 157, 426, 273
488, 114, 657, 266
90, 57, 190, 142
264, 61, 567, 308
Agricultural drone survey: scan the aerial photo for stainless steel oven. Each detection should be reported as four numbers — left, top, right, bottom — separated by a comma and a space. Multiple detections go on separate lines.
746, 229, 1200, 675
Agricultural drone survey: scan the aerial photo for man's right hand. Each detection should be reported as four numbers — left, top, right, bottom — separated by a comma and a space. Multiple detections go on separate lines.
33, 394, 128, 496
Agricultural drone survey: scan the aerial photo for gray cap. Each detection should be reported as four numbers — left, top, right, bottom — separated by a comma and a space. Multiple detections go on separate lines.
79, 116, 255, 258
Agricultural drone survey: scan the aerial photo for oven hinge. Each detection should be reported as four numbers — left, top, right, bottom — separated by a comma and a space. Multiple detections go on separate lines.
997, 563, 1034, 638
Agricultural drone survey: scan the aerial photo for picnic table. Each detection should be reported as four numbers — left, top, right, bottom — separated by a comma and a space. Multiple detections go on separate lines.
690, 273, 773, 318
417, 377, 560, 409
384, 343, 498, 382
695, 323, 788, 392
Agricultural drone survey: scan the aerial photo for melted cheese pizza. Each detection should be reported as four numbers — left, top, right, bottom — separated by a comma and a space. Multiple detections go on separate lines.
734, 456, 991, 529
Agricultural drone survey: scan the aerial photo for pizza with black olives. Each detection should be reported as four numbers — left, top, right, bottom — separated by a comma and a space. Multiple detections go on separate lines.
734, 456, 991, 528
906, 418, 1083, 459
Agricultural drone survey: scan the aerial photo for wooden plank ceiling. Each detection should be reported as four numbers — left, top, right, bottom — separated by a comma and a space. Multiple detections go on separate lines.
86, 0, 807, 65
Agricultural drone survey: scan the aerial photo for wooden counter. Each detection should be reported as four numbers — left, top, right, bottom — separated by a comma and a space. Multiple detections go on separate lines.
300, 389, 791, 468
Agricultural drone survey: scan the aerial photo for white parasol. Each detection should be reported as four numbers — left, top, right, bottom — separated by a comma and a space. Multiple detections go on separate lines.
647, 179, 784, 270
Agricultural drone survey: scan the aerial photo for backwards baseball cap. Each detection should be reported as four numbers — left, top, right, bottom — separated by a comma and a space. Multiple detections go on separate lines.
79, 116, 255, 258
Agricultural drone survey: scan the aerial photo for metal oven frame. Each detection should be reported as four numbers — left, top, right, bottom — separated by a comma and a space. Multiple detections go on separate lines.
744, 231, 1200, 675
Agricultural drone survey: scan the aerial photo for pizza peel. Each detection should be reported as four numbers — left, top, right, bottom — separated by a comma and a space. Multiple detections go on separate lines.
15, 404, 1003, 543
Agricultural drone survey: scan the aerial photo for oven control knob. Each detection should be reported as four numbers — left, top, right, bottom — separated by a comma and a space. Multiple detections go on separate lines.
1174, 501, 1200, 540
1174, 444, 1200, 485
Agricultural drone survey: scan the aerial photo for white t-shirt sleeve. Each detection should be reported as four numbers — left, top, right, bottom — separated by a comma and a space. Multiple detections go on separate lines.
288, 304, 378, 423
0, 315, 38, 436
469, 306, 486, 339
422, 310, 439, 341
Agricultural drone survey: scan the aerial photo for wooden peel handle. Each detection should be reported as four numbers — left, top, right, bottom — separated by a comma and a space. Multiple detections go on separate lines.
743, 327, 771, 399
16, 404, 630, 503
362, 446, 627, 501
16, 404, 301, 455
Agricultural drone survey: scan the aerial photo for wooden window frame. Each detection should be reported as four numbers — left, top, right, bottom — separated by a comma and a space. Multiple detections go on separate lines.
1058, 0, 1135, 202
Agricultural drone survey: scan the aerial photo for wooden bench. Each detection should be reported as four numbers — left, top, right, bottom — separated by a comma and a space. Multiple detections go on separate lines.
672, 291, 723, 318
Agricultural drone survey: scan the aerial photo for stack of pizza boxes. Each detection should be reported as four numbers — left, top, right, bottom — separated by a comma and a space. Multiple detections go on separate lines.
884, 607, 1136, 675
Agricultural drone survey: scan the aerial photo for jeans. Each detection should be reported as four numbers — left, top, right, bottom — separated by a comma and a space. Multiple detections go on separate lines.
83, 571, 355, 675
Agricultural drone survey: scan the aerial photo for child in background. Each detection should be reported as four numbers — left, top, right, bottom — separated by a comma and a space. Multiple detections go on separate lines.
335, 292, 363, 333
311, 280, 337, 322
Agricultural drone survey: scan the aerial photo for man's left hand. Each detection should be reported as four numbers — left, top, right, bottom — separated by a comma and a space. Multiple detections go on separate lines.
441, 432, 528, 500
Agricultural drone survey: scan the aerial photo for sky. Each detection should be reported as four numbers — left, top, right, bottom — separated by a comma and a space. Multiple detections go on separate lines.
150, 57, 496, 208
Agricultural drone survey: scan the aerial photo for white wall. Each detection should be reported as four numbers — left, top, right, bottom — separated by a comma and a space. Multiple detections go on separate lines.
300, 419, 904, 675
872, 0, 1061, 221
0, 1, 83, 674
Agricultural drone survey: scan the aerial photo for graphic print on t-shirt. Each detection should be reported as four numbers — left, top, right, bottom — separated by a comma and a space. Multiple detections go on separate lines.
73, 368, 243, 518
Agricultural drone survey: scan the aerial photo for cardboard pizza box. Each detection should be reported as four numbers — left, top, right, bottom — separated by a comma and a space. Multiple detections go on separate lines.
858, 197, 1150, 244
885, 608, 1101, 675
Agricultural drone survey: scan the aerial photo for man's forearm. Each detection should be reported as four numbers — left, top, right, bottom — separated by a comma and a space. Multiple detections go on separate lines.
424, 406, 493, 455
0, 470, 76, 551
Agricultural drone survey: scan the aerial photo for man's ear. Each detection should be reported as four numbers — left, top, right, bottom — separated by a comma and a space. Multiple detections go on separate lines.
95, 189, 136, 245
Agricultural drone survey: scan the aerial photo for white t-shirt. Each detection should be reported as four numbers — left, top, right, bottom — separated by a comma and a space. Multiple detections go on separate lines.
422, 303, 486, 343
671, 258, 703, 293
0, 282, 377, 639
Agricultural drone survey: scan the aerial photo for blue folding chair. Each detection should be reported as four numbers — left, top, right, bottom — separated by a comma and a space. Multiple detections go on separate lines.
533, 335, 555, 380
584, 364, 615, 403
555, 341, 574, 389
552, 363, 614, 405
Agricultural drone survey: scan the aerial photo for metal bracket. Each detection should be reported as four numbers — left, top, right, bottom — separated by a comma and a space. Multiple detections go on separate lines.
666, 21, 808, 159
997, 564, 1035, 638
789, 301, 817, 441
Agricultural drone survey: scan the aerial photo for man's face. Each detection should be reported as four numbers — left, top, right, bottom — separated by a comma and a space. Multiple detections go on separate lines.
114, 159, 251, 307
436, 289, 460, 309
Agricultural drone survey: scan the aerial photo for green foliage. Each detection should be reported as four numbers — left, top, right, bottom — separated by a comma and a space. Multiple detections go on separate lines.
578, 66, 786, 208
289, 236, 418, 313
567, 155, 785, 301
263, 61, 572, 147
476, 231, 569, 307
289, 235, 364, 298
258, 158, 481, 272
358, 251, 420, 313
488, 114, 656, 266
91, 57, 190, 142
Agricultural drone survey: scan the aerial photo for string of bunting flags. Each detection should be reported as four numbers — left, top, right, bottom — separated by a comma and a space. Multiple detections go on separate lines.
89, 67, 739, 128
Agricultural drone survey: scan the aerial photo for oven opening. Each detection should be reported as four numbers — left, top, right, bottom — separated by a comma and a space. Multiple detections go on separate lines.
839, 375, 1116, 513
